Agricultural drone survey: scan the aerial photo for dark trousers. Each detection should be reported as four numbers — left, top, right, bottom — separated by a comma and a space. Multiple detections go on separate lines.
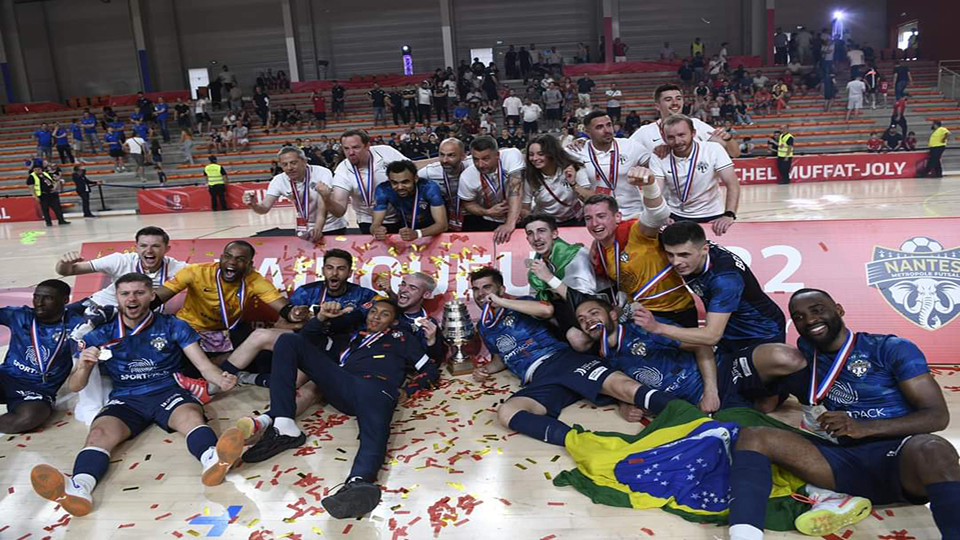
209, 184, 227, 211
434, 97, 449, 122
417, 104, 432, 123
523, 121, 538, 135
38, 194, 66, 224
462, 214, 501, 232
776, 157, 792, 184
391, 107, 405, 125
56, 144, 74, 164
78, 190, 94, 217
606, 107, 621, 122
924, 147, 946, 178
271, 333, 397, 481
256, 107, 269, 126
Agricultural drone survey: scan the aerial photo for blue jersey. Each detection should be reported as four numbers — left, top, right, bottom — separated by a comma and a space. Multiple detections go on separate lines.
682, 243, 785, 347
792, 332, 929, 420
133, 122, 149, 139
81, 116, 98, 134
108, 121, 125, 139
0, 306, 86, 396
54, 128, 69, 146
289, 281, 377, 313
81, 314, 199, 398
71, 123, 83, 140
35, 130, 53, 147
373, 179, 445, 229
130, 111, 143, 122
476, 297, 569, 383
155, 103, 169, 120
604, 322, 705, 403
105, 132, 123, 150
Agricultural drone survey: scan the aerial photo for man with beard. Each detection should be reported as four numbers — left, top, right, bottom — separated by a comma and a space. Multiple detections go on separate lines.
727, 289, 960, 538
371, 160, 448, 242
241, 299, 440, 519
648, 115, 740, 236
328, 129, 408, 234
0, 280, 85, 433
30, 274, 240, 517
457, 135, 525, 243
417, 138, 472, 231
629, 84, 740, 165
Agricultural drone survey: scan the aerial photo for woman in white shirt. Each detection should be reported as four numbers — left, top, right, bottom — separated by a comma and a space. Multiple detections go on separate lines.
522, 134, 596, 226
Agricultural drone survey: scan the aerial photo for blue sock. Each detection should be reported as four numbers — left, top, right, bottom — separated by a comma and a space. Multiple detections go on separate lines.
73, 447, 110, 483
508, 411, 571, 446
185, 425, 218, 461
927, 481, 960, 537
728, 450, 771, 530
255, 373, 270, 388
633, 384, 672, 414
220, 361, 240, 375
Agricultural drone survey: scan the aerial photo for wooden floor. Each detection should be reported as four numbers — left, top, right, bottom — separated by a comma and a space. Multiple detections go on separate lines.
1, 175, 959, 539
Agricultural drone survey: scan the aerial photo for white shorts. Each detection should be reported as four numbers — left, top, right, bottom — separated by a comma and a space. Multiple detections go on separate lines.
848, 97, 863, 110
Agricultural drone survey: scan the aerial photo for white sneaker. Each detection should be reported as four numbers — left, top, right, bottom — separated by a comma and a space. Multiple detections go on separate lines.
793, 486, 872, 536
31, 465, 94, 516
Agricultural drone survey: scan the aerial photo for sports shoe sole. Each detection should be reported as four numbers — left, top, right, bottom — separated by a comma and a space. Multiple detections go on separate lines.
794, 497, 872, 536
31, 465, 93, 517
236, 417, 259, 443
202, 427, 244, 487
321, 484, 382, 519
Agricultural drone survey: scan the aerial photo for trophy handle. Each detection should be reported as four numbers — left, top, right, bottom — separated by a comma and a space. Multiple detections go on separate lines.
447, 341, 475, 376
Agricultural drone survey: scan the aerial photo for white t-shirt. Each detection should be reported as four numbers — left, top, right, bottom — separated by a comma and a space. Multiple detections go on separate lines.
332, 145, 407, 224
847, 49, 865, 66
503, 96, 523, 116
194, 99, 209, 114
523, 167, 592, 223
521, 104, 542, 122
566, 137, 647, 219
266, 164, 346, 232
124, 137, 146, 154
418, 157, 473, 223
847, 80, 867, 100
457, 147, 525, 223
443, 80, 457, 93
417, 88, 432, 105
89, 252, 187, 307
649, 140, 733, 219
629, 117, 717, 166
606, 89, 621, 107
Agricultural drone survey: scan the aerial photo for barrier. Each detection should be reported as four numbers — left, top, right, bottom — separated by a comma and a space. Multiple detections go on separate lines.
74, 218, 960, 364
0, 196, 41, 222
735, 151, 929, 185
136, 181, 292, 214
562, 56, 762, 77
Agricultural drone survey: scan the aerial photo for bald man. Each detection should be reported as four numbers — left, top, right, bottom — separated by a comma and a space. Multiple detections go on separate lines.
417, 138, 473, 231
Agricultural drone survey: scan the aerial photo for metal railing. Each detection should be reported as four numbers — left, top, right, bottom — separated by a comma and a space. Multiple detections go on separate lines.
938, 60, 960, 103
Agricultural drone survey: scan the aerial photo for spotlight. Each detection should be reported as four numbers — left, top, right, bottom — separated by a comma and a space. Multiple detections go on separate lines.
401, 45, 411, 54
833, 10, 845, 20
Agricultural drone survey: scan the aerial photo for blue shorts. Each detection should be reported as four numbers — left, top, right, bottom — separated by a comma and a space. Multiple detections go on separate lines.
806, 434, 925, 506
0, 372, 55, 412
720, 334, 786, 404
512, 350, 613, 418
96, 386, 201, 436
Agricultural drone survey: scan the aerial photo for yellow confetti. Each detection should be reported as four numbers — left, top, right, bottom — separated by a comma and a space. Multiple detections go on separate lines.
203, 507, 211, 516
246, 519, 260, 528
447, 482, 466, 491
335, 236, 347, 242
187, 531, 201, 537
544, 472, 553, 480
312, 526, 324, 535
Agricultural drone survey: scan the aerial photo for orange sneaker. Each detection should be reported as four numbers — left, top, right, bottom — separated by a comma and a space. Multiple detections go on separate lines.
31, 464, 94, 517
201, 427, 244, 486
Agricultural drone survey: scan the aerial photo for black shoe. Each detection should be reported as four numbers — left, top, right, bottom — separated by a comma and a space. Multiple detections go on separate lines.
45, 222, 53, 227
321, 477, 382, 519
240, 427, 305, 463
59, 221, 71, 225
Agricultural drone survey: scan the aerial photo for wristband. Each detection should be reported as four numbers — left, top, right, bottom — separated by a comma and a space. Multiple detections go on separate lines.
641, 180, 661, 199
723, 210, 737, 220
278, 303, 296, 323
547, 276, 563, 290
416, 229, 423, 239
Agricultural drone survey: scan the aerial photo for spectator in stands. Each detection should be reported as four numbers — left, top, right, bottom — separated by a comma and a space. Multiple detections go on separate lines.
739, 137, 755, 157
521, 98, 542, 136
222, 126, 237, 153
708, 55, 724, 80
234, 121, 249, 152
691, 37, 705, 59
660, 41, 676, 61
52, 123, 74, 164
881, 125, 904, 152
386, 87, 403, 125
433, 80, 450, 122
153, 97, 171, 142
453, 101, 469, 122
732, 95, 752, 125
416, 81, 433, 124
218, 65, 237, 93
194, 97, 212, 135
576, 74, 595, 107
71, 164, 97, 218
708, 99, 721, 125
505, 45, 519, 79
331, 81, 346, 122
719, 97, 736, 124
132, 117, 150, 141
174, 98, 191, 132
863, 65, 879, 109
845, 75, 866, 121
691, 53, 706, 83
605, 83, 622, 123
776, 124, 794, 184
277, 70, 290, 91
136, 92, 154, 123
80, 110, 101, 154
124, 131, 147, 181
481, 69, 499, 102
364, 82, 385, 127
772, 79, 790, 115
822, 70, 838, 112
519, 46, 532, 80
523, 134, 593, 226
904, 131, 917, 151
574, 101, 592, 124
34, 123, 53, 163
204, 155, 229, 211
613, 38, 628, 62
923, 121, 950, 178
752, 70, 769, 91
891, 93, 909, 136
180, 128, 195, 166
624, 110, 641, 135
847, 44, 865, 79
543, 83, 564, 131
893, 61, 912, 100
27, 164, 69, 226
794, 26, 812, 63
105, 126, 125, 172
821, 37, 835, 75
774, 28, 789, 65
70, 119, 84, 160
867, 131, 883, 152
228, 85, 243, 113
149, 127, 163, 165
253, 86, 270, 130
402, 84, 418, 123
678, 60, 694, 89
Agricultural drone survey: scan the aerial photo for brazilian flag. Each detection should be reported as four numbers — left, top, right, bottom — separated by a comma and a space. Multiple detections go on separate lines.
553, 400, 809, 531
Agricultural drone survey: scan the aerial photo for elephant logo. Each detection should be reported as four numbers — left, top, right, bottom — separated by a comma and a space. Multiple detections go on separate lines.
865, 236, 960, 331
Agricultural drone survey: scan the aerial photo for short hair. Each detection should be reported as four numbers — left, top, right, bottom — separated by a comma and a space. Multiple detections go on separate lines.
583, 111, 610, 129
135, 226, 170, 244
469, 266, 504, 286
789, 288, 835, 305
36, 279, 71, 299
661, 221, 707, 247
584, 193, 618, 213
662, 114, 694, 133
576, 296, 614, 314
225, 240, 256, 258
208, 155, 218, 162
277, 145, 306, 161
469, 135, 499, 153
386, 160, 418, 178
115, 272, 154, 289
654, 83, 682, 102
372, 297, 401, 318
323, 248, 353, 268
439, 137, 465, 152
341, 128, 370, 144
518, 213, 557, 232
408, 271, 437, 291
933, 120, 942, 127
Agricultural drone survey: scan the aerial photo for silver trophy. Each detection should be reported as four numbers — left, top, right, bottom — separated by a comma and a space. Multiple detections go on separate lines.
441, 300, 476, 376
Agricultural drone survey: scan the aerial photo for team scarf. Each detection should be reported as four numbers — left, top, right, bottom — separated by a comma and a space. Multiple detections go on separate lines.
136, 258, 167, 313
587, 140, 619, 192
216, 268, 246, 330
441, 167, 461, 221
30, 315, 66, 382
400, 184, 421, 229
103, 310, 156, 350
809, 329, 857, 405
528, 238, 584, 301
668, 141, 701, 207
352, 153, 375, 207
288, 166, 313, 223
481, 158, 506, 206
480, 301, 506, 329
338, 330, 386, 366
599, 323, 625, 359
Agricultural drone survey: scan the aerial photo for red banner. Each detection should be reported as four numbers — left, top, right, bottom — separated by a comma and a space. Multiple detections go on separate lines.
74, 218, 960, 364
734, 152, 928, 185
0, 196, 42, 222
136, 181, 292, 214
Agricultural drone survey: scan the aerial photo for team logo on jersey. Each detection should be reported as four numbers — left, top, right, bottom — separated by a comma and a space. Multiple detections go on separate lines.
827, 380, 859, 406
496, 334, 517, 353
846, 357, 871, 378
24, 344, 48, 366
630, 366, 663, 388
696, 161, 709, 173
150, 337, 167, 351
128, 358, 156, 373
865, 236, 960, 331
391, 331, 403, 339
503, 316, 516, 327
619, 252, 630, 263
629, 340, 647, 357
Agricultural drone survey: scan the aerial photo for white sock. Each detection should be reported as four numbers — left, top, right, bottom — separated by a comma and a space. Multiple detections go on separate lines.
729, 524, 764, 540
805, 484, 839, 500
71, 473, 97, 494
207, 382, 221, 395
238, 371, 258, 385
273, 417, 301, 437
200, 446, 218, 469
255, 414, 273, 430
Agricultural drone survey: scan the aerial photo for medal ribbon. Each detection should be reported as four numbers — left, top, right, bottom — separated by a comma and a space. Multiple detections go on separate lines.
338, 331, 386, 366
587, 140, 619, 192
137, 258, 167, 313
31, 315, 66, 379
599, 324, 624, 359
809, 330, 857, 405
669, 141, 700, 206
216, 268, 246, 330
538, 169, 575, 208
104, 310, 155, 349
597, 239, 621, 297
288, 166, 312, 223
480, 158, 506, 206
678, 251, 711, 293
480, 302, 505, 329
441, 168, 461, 222
632, 264, 681, 302
352, 154, 375, 207
401, 184, 421, 229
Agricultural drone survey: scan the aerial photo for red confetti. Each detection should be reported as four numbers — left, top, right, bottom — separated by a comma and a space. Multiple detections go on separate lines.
541, 536, 557, 540
8, 486, 13, 494
547, 502, 565, 506
819, 242, 829, 251
184, 513, 201, 522
497, 498, 512, 505
128, 461, 139, 470
155, 473, 165, 481
342, 524, 353, 534
877, 531, 916, 540
171, 531, 183, 538
871, 510, 885, 521
155, 513, 172, 520
453, 519, 469, 527
150, 504, 159, 509
641, 528, 655, 536
118, 523, 135, 529
885, 509, 895, 517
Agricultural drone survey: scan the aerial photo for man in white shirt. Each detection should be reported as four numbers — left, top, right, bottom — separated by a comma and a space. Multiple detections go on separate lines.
521, 98, 542, 136
648, 115, 740, 236
329, 129, 408, 234
417, 81, 433, 124
845, 75, 867, 121
243, 146, 343, 243
847, 45, 865, 79
193, 97, 211, 135
418, 138, 472, 231
629, 84, 740, 166
502, 89, 523, 129
123, 135, 147, 180
659, 41, 676, 61
457, 135, 525, 244
605, 83, 622, 122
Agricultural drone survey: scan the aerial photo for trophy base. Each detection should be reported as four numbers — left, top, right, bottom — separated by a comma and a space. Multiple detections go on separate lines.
447, 359, 475, 376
